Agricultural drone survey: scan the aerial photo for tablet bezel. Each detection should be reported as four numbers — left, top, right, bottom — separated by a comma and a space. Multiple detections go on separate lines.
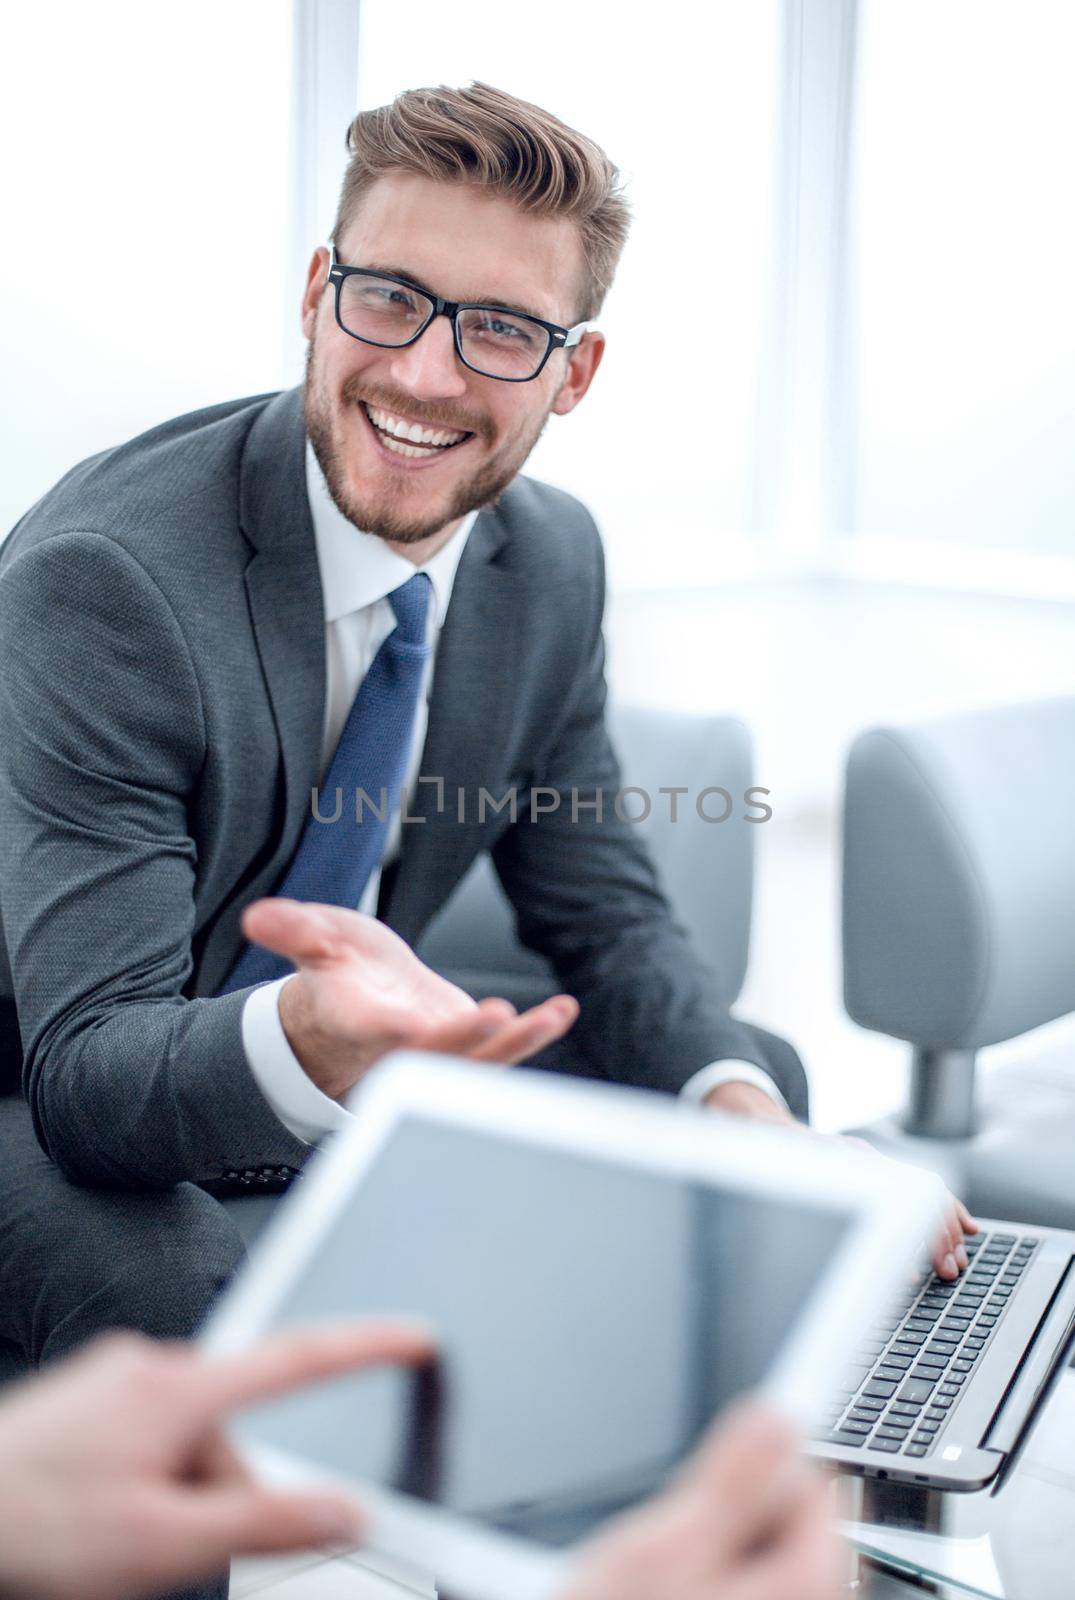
202, 1053, 943, 1600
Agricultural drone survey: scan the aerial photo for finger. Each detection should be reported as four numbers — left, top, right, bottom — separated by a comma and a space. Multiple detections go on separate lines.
475, 996, 519, 1023
190, 1322, 437, 1424
467, 996, 580, 1064
412, 998, 518, 1055
944, 1202, 969, 1272
729, 1476, 839, 1600
219, 1486, 365, 1556
241, 899, 343, 969
932, 1243, 958, 1279
931, 1208, 962, 1278
141, 1484, 366, 1583
676, 1400, 804, 1558
317, 995, 516, 1073
956, 1199, 980, 1236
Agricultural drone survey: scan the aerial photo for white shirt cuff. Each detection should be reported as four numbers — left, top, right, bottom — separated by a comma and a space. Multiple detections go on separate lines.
241, 977, 353, 1143
680, 1060, 791, 1113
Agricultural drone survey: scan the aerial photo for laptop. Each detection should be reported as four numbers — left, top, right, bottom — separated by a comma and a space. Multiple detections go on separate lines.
810, 1210, 1075, 1492
202, 1052, 940, 1600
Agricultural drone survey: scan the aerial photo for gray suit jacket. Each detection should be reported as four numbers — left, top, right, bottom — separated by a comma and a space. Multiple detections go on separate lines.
0, 388, 796, 1191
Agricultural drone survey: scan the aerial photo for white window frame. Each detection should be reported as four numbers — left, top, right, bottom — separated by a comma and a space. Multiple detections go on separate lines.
285, 0, 362, 376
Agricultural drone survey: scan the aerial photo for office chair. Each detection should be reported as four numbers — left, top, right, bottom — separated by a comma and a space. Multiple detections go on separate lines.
841, 696, 1075, 1226
415, 702, 756, 1028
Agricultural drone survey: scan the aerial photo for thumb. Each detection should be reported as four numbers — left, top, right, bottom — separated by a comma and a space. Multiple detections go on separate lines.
241, 899, 342, 969
726, 1476, 839, 1600
216, 1485, 366, 1556
677, 1401, 803, 1554
157, 1484, 366, 1578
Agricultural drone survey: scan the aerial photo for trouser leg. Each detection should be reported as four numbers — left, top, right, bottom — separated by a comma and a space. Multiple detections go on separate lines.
0, 1095, 245, 1363
0, 1095, 245, 1598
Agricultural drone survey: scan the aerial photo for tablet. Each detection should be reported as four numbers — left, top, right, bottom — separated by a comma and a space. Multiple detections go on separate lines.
202, 1053, 942, 1600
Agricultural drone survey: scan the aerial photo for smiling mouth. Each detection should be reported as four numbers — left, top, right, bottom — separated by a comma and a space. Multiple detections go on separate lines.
360, 401, 474, 460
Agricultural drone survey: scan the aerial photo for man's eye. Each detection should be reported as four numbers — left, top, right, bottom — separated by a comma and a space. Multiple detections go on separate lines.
476, 314, 533, 344
373, 287, 415, 308
354, 283, 419, 313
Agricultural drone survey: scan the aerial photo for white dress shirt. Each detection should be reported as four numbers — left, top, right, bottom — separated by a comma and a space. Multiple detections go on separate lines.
242, 446, 788, 1140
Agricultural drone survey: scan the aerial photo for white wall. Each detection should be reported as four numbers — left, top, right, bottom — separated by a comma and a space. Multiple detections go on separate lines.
1, 1, 295, 538
608, 577, 1075, 814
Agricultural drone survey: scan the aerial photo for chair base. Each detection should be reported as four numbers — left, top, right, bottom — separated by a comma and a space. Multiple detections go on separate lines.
905, 1048, 978, 1140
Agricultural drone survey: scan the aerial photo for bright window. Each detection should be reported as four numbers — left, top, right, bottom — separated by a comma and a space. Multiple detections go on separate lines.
847, 0, 1075, 559
355, 0, 782, 591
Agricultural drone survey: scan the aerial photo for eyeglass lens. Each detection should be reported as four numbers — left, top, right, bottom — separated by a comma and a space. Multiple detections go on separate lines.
337, 274, 551, 379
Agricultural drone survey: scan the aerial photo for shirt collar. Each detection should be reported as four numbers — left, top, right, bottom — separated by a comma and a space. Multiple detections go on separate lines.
305, 439, 476, 627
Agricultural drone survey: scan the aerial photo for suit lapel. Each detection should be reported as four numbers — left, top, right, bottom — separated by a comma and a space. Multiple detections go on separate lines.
385, 504, 522, 944
238, 391, 325, 890
196, 391, 326, 994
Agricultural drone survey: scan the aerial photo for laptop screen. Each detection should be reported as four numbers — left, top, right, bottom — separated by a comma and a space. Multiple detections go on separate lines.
231, 1112, 853, 1547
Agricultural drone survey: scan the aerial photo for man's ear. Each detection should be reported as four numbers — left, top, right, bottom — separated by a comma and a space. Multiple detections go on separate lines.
551, 330, 606, 417
300, 246, 331, 340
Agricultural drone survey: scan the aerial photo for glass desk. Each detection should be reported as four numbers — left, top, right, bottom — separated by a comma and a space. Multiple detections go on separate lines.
839, 1350, 1075, 1598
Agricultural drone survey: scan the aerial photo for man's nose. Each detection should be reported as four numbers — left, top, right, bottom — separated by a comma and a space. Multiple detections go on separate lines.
387, 312, 468, 400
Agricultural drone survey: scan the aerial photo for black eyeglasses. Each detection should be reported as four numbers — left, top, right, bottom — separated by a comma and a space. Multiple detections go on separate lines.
325, 247, 595, 382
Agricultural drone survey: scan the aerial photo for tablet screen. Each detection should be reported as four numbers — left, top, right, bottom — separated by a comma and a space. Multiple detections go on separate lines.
231, 1113, 853, 1547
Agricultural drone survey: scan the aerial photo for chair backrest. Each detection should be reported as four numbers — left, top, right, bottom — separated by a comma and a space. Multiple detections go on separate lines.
843, 696, 1075, 1049
415, 704, 755, 1005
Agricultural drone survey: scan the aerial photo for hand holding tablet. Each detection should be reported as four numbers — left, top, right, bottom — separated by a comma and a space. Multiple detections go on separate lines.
203, 1054, 941, 1600
0, 1322, 432, 1600
562, 1401, 839, 1600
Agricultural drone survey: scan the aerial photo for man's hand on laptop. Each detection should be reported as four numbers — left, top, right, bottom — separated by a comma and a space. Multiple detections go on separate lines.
560, 1399, 839, 1600
243, 898, 579, 1101
703, 1081, 978, 1281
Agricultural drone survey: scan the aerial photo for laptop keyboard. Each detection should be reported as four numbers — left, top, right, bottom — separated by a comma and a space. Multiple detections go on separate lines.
818, 1231, 1041, 1460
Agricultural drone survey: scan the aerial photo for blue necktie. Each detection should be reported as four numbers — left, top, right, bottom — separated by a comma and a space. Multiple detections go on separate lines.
219, 572, 432, 992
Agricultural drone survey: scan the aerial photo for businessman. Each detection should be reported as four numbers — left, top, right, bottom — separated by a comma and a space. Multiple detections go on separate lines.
0, 80, 971, 1380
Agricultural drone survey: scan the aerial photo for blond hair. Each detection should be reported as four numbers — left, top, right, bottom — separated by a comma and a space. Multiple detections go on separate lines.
331, 81, 631, 321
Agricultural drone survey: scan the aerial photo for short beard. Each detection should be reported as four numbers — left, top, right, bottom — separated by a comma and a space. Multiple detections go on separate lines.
303, 339, 552, 544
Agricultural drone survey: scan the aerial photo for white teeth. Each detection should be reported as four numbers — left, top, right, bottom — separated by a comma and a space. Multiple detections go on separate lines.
365, 404, 467, 448
380, 432, 438, 459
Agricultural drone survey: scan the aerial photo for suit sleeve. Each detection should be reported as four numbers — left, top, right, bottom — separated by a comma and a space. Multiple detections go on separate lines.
490, 524, 796, 1103
0, 533, 309, 1189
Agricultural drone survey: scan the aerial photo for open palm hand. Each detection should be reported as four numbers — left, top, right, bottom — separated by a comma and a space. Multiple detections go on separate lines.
242, 899, 579, 1100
